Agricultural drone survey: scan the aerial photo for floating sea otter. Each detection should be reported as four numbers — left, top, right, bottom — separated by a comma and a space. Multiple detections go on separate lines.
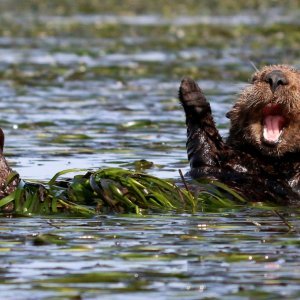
0, 128, 20, 200
179, 65, 300, 204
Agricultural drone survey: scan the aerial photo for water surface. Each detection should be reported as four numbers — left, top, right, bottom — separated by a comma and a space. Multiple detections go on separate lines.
1, 209, 300, 299
1, 1, 300, 299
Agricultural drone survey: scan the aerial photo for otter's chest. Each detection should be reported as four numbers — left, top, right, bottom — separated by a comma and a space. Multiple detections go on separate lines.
260, 159, 300, 197
284, 162, 300, 196
224, 150, 300, 200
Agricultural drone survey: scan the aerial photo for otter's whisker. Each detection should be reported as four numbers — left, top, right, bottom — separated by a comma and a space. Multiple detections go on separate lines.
249, 61, 259, 72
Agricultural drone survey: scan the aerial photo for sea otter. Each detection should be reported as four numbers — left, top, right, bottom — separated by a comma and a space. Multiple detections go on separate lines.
0, 128, 20, 201
179, 65, 300, 204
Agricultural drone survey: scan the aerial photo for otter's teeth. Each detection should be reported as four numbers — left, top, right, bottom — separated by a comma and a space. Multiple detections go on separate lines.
263, 127, 282, 143
263, 115, 285, 144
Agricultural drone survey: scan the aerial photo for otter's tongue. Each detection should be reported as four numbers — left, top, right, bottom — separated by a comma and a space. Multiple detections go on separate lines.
262, 104, 285, 144
263, 115, 285, 143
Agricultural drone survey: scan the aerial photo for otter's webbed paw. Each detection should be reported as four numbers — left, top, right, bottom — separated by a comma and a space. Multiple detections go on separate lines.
179, 77, 225, 171
179, 77, 211, 118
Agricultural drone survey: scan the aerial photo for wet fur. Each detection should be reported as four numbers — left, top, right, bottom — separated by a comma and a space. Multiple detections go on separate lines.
179, 65, 300, 204
0, 129, 20, 203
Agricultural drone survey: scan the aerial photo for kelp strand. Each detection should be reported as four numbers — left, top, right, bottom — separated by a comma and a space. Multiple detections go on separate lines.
0, 167, 246, 216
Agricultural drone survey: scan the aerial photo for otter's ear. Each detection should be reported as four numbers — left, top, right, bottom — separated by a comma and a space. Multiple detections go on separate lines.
0, 128, 4, 153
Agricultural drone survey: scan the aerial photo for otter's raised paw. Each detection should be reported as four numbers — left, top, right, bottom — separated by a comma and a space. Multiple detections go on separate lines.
179, 77, 211, 115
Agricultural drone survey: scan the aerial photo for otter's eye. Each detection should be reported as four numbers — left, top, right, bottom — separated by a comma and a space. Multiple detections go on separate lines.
250, 75, 258, 83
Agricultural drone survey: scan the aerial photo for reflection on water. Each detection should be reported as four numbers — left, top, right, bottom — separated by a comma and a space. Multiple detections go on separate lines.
0, 1, 300, 299
1, 209, 300, 299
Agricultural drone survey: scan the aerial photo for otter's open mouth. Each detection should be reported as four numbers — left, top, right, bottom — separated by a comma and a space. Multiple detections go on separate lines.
262, 103, 286, 145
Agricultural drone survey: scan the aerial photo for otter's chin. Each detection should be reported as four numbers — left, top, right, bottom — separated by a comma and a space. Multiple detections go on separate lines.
261, 103, 286, 146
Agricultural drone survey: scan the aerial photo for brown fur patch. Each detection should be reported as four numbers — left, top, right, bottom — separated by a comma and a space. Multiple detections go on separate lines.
227, 65, 300, 156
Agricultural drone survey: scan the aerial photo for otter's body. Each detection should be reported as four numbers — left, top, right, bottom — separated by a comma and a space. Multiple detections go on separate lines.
179, 65, 300, 204
0, 129, 19, 201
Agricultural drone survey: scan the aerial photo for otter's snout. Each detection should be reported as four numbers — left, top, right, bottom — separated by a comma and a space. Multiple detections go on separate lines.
265, 70, 289, 93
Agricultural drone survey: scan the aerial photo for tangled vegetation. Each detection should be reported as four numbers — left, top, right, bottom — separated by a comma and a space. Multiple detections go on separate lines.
0, 167, 248, 217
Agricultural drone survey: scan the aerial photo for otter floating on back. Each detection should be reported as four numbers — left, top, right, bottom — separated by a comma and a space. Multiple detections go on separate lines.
179, 65, 300, 204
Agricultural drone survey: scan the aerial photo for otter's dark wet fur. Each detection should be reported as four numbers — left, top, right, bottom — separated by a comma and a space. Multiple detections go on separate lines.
179, 65, 300, 204
0, 129, 20, 201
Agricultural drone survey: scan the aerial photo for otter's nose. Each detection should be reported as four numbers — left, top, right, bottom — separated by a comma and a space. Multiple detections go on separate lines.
265, 70, 289, 93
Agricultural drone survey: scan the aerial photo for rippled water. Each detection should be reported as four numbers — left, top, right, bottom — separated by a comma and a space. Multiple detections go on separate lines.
1, 1, 300, 299
1, 209, 300, 299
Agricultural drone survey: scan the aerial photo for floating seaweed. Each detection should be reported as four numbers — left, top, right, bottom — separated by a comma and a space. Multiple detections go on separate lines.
0, 167, 247, 217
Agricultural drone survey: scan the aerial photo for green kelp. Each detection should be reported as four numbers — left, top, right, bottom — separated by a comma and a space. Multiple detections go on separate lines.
0, 168, 246, 217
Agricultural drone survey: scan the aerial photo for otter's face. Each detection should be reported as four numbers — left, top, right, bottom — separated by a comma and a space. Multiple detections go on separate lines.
227, 65, 300, 156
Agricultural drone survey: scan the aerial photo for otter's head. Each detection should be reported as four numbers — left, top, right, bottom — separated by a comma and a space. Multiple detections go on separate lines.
227, 65, 300, 156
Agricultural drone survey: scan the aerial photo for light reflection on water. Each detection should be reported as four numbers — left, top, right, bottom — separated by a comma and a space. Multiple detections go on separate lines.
1, 76, 238, 180
0, 210, 300, 299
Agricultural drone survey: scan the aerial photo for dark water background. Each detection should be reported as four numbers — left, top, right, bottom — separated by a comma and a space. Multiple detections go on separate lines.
1, 1, 300, 299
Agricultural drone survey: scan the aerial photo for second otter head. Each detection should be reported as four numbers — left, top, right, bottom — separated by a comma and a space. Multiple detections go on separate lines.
227, 64, 300, 157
